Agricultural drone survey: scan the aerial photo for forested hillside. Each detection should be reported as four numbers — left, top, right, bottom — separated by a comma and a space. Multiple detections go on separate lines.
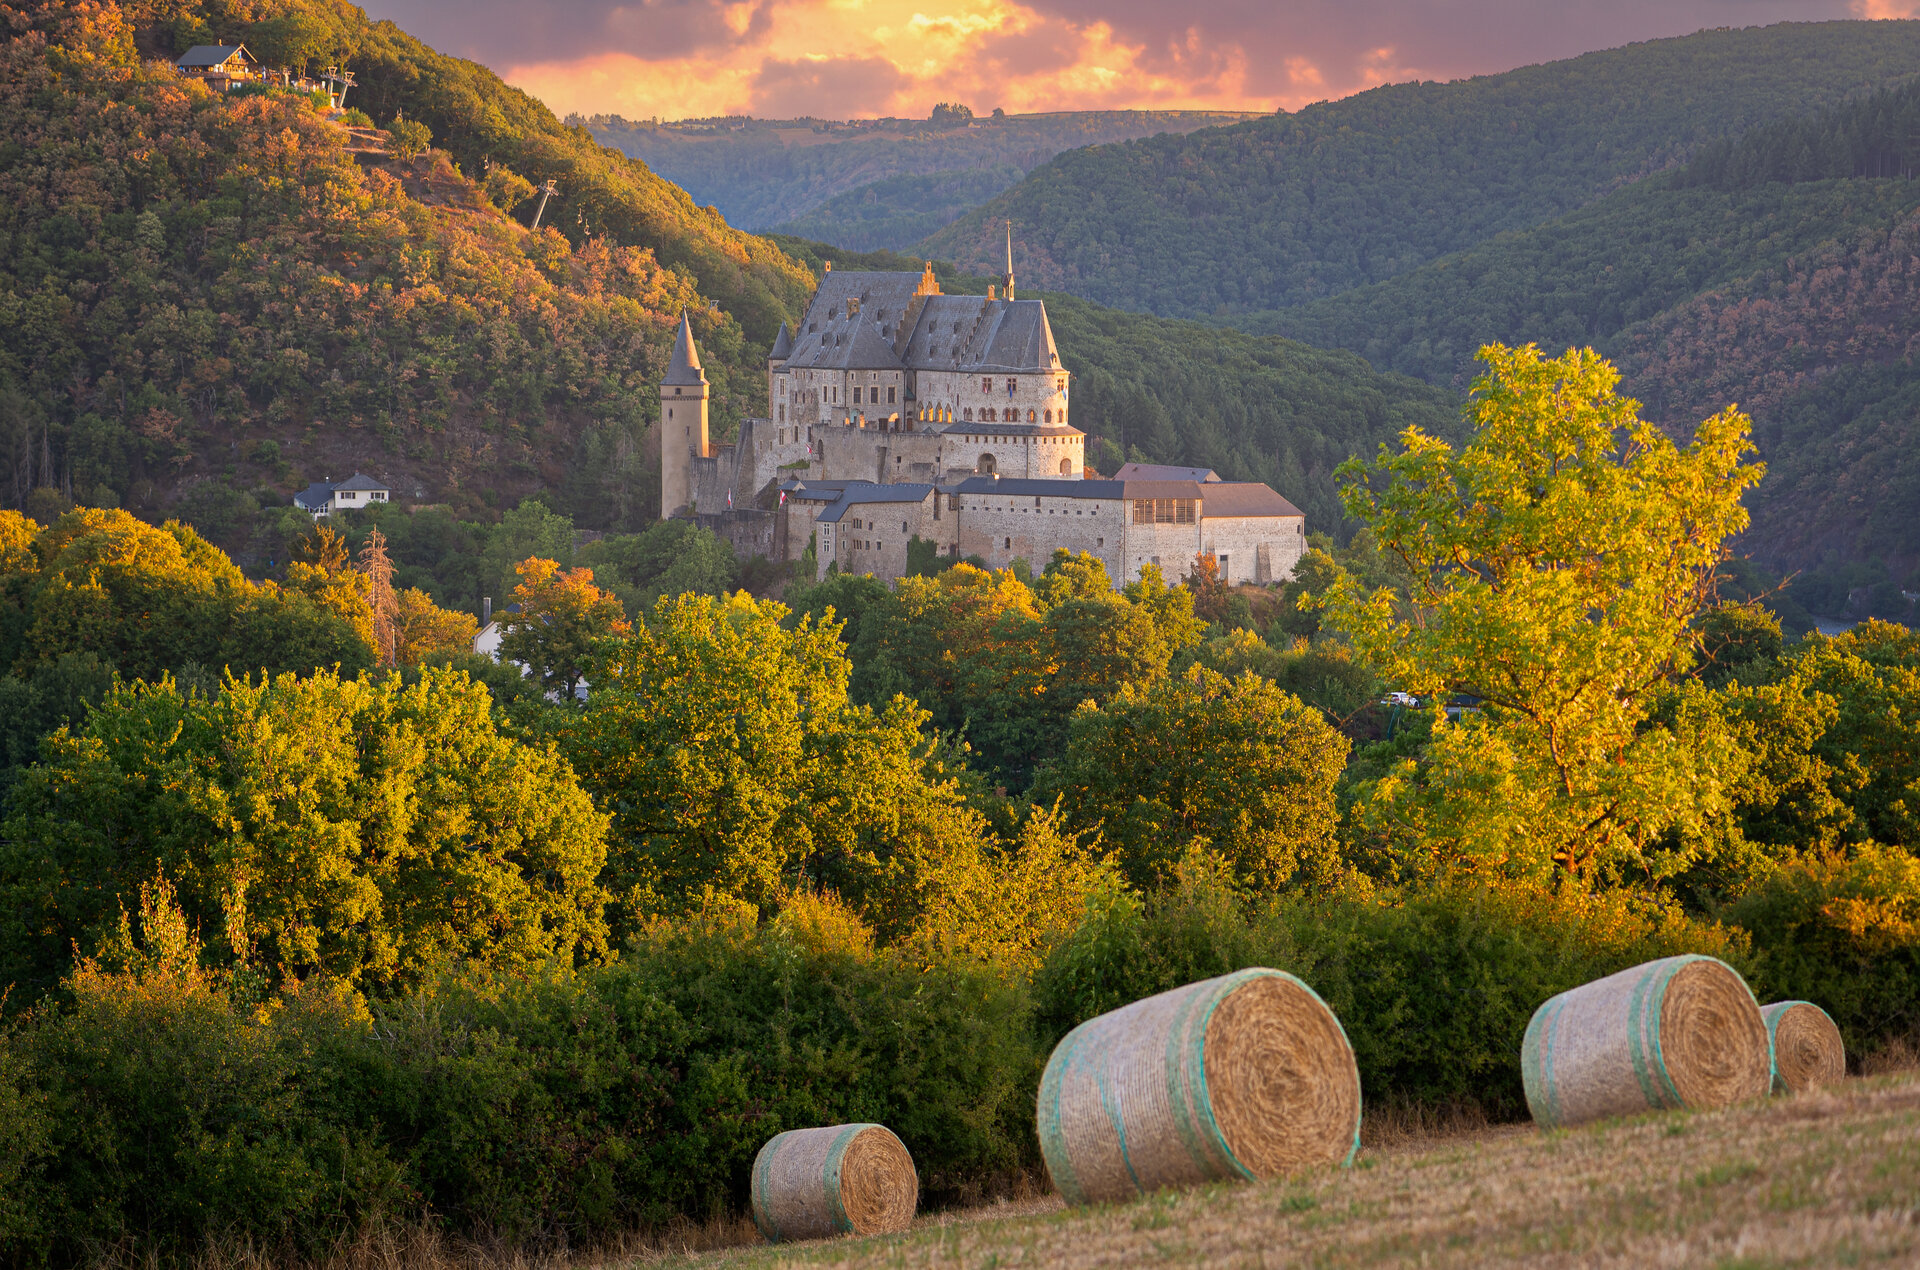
589, 109, 1256, 237
0, 0, 812, 538
1240, 78, 1920, 605
922, 22, 1920, 319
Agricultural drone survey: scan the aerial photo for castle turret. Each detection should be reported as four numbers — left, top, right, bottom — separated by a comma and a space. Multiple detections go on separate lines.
1002, 220, 1015, 302
660, 310, 708, 517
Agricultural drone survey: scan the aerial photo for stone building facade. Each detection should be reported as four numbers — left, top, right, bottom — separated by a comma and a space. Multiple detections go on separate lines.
659, 251, 1310, 587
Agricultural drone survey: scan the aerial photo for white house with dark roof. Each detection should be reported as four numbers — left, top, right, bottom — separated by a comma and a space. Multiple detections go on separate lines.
293, 473, 390, 519
667, 234, 1309, 587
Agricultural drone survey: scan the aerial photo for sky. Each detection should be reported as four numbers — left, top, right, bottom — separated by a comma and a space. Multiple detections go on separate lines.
361, 0, 1920, 123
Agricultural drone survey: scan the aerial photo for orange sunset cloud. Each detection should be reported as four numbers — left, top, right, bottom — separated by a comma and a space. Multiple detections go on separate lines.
362, 0, 1870, 120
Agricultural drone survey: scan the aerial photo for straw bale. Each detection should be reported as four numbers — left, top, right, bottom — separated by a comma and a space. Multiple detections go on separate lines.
750, 1123, 917, 1243
1761, 1000, 1846, 1094
1521, 954, 1770, 1129
1036, 967, 1361, 1206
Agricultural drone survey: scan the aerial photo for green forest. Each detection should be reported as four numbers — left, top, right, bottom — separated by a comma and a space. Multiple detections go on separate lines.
923, 22, 1920, 317
4, 345, 1920, 1263
0, 0, 1451, 585
587, 108, 1258, 233
1246, 77, 1920, 607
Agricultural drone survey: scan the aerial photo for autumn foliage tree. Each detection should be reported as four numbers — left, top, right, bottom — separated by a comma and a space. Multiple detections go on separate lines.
1320, 343, 1764, 883
498, 558, 629, 700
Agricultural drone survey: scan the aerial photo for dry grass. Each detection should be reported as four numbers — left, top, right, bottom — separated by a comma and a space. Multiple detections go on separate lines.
635, 1071, 1920, 1270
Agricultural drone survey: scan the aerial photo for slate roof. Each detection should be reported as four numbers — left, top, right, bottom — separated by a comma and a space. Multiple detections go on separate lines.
941, 420, 1083, 438
949, 475, 1302, 518
953, 477, 1126, 499
1114, 462, 1221, 483
294, 481, 334, 510
768, 321, 793, 361
664, 311, 706, 386
777, 269, 1061, 376
176, 44, 255, 69
333, 472, 387, 492
815, 482, 934, 524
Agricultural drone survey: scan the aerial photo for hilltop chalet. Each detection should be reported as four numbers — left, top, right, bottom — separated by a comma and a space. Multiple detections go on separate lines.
173, 45, 262, 90
173, 44, 357, 105
661, 239, 1309, 586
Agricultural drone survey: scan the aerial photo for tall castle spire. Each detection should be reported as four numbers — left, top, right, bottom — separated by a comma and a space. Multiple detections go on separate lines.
1002, 219, 1015, 302
664, 309, 706, 386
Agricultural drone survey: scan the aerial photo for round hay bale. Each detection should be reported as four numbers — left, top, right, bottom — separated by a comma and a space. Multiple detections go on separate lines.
750, 1123, 917, 1243
1036, 967, 1361, 1206
1761, 1001, 1846, 1094
1521, 954, 1770, 1129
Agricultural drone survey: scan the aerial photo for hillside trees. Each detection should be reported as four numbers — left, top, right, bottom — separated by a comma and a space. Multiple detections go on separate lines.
0, 3, 775, 528
0, 509, 371, 684
925, 22, 1920, 317
1322, 344, 1763, 882
0, 666, 610, 1002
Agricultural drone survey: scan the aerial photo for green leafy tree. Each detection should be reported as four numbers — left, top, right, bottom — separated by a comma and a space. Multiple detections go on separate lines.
575, 520, 738, 616
1033, 665, 1349, 892
481, 500, 575, 606
0, 509, 371, 683
1321, 344, 1764, 882
0, 667, 610, 1002
387, 115, 432, 159
497, 558, 628, 701
559, 591, 979, 925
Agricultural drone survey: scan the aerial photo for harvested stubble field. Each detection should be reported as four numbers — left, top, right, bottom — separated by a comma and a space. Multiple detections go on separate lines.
644, 1071, 1920, 1270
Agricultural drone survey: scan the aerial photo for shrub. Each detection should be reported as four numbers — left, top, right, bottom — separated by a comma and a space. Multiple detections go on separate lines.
388, 115, 431, 159
1728, 842, 1920, 1059
1035, 870, 1748, 1116
10, 882, 402, 1261
0, 666, 609, 1003
340, 106, 372, 127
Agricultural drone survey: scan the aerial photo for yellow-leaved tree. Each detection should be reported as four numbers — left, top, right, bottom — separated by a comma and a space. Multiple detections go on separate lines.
1320, 343, 1763, 884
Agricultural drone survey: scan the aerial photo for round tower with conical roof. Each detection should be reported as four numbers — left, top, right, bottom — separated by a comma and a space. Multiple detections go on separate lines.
660, 309, 709, 517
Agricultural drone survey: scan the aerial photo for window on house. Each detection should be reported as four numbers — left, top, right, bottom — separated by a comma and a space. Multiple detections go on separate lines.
888, 386, 897, 404
1005, 537, 1011, 549
981, 377, 992, 393
1007, 377, 1017, 394
964, 408, 974, 421
852, 387, 861, 404
1219, 554, 1230, 578
1044, 409, 1052, 423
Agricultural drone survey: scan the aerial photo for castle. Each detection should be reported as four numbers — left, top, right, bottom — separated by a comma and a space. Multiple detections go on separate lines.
660, 235, 1308, 587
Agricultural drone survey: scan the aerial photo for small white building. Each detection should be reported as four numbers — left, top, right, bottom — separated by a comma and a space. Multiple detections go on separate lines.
294, 473, 390, 519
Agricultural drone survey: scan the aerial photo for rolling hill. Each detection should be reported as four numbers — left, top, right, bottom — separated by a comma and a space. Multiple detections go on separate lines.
921, 22, 1920, 320
0, 0, 817, 534
1238, 76, 1920, 602
588, 109, 1258, 241
0, 3, 1444, 555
